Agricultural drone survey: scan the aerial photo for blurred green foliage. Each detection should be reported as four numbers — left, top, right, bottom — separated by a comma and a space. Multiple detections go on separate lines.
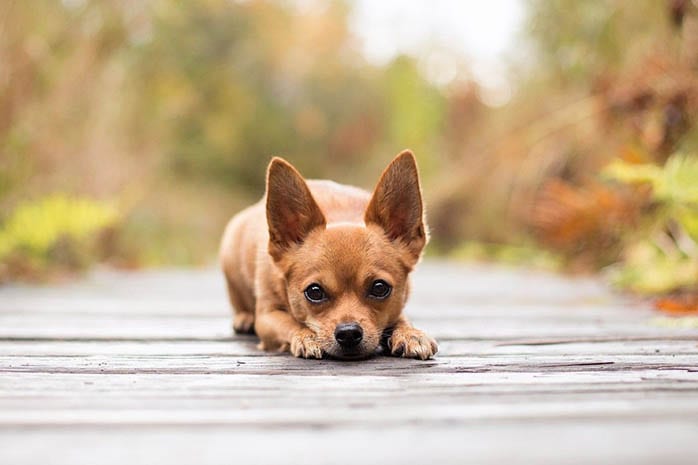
607, 240, 698, 295
127, 1, 445, 189
526, 0, 671, 83
606, 156, 698, 220
603, 155, 698, 293
0, 194, 118, 281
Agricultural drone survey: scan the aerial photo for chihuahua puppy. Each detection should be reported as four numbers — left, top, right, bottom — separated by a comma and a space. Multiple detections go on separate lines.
220, 150, 437, 360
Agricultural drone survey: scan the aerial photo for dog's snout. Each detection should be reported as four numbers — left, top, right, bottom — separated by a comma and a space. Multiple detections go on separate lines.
334, 323, 363, 348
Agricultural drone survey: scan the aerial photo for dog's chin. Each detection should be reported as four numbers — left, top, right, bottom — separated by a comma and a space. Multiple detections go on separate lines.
325, 345, 377, 361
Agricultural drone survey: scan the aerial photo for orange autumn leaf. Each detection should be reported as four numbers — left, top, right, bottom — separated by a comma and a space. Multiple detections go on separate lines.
531, 180, 646, 255
654, 294, 698, 316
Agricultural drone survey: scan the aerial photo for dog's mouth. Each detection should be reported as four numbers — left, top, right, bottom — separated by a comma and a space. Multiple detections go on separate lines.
327, 350, 374, 361
324, 344, 378, 361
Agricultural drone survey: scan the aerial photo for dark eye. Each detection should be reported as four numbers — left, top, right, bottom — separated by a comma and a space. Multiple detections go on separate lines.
368, 280, 392, 299
304, 283, 327, 303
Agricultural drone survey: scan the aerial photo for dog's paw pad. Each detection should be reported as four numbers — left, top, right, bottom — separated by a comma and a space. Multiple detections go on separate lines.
388, 328, 438, 360
233, 313, 255, 334
290, 330, 323, 359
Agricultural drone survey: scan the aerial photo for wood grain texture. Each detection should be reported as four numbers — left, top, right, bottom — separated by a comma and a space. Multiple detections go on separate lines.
0, 261, 697, 465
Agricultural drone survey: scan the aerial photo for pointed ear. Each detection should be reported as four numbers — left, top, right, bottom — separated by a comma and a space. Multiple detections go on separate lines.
266, 157, 326, 261
364, 150, 428, 261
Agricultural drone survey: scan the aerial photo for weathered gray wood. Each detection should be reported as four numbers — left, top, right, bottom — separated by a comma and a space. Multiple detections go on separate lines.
0, 339, 695, 356
2, 353, 698, 375
1, 422, 696, 465
3, 395, 698, 426
0, 261, 697, 465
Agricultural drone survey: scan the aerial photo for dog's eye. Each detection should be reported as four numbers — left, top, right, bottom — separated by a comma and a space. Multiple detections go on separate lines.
304, 283, 327, 303
368, 280, 392, 299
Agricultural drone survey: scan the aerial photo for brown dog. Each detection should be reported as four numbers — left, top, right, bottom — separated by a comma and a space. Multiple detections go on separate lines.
219, 150, 437, 360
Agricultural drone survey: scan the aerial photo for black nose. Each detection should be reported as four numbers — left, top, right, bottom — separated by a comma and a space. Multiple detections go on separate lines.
334, 323, 363, 348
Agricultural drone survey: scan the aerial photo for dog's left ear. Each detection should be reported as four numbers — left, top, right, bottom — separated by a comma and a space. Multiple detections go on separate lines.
266, 157, 326, 262
365, 150, 428, 263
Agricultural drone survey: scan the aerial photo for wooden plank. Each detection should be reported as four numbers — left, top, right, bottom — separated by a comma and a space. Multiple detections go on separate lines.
4, 378, 698, 403
2, 370, 698, 415
1, 353, 697, 376
2, 370, 697, 394
1, 422, 696, 465
0, 339, 695, 357
3, 396, 698, 426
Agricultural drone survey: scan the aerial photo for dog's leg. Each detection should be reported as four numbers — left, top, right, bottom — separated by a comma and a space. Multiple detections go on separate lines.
255, 307, 323, 359
385, 316, 438, 360
224, 277, 256, 334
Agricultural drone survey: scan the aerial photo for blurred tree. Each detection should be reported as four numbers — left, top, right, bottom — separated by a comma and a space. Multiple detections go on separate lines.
526, 0, 672, 85
0, 0, 447, 275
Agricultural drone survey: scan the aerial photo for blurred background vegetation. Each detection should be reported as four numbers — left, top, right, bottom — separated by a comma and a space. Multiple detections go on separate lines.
1, 0, 698, 304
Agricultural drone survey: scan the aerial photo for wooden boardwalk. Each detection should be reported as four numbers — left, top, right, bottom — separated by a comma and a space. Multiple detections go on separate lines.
1, 261, 698, 465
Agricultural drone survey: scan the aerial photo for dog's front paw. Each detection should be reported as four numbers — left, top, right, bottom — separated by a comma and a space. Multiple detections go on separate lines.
290, 328, 323, 359
388, 327, 438, 360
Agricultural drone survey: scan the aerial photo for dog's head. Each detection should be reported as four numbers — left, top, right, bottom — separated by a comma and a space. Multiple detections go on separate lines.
265, 151, 428, 360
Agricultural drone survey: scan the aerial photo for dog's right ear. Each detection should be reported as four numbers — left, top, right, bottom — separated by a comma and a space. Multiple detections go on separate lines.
266, 157, 326, 261
364, 150, 427, 264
